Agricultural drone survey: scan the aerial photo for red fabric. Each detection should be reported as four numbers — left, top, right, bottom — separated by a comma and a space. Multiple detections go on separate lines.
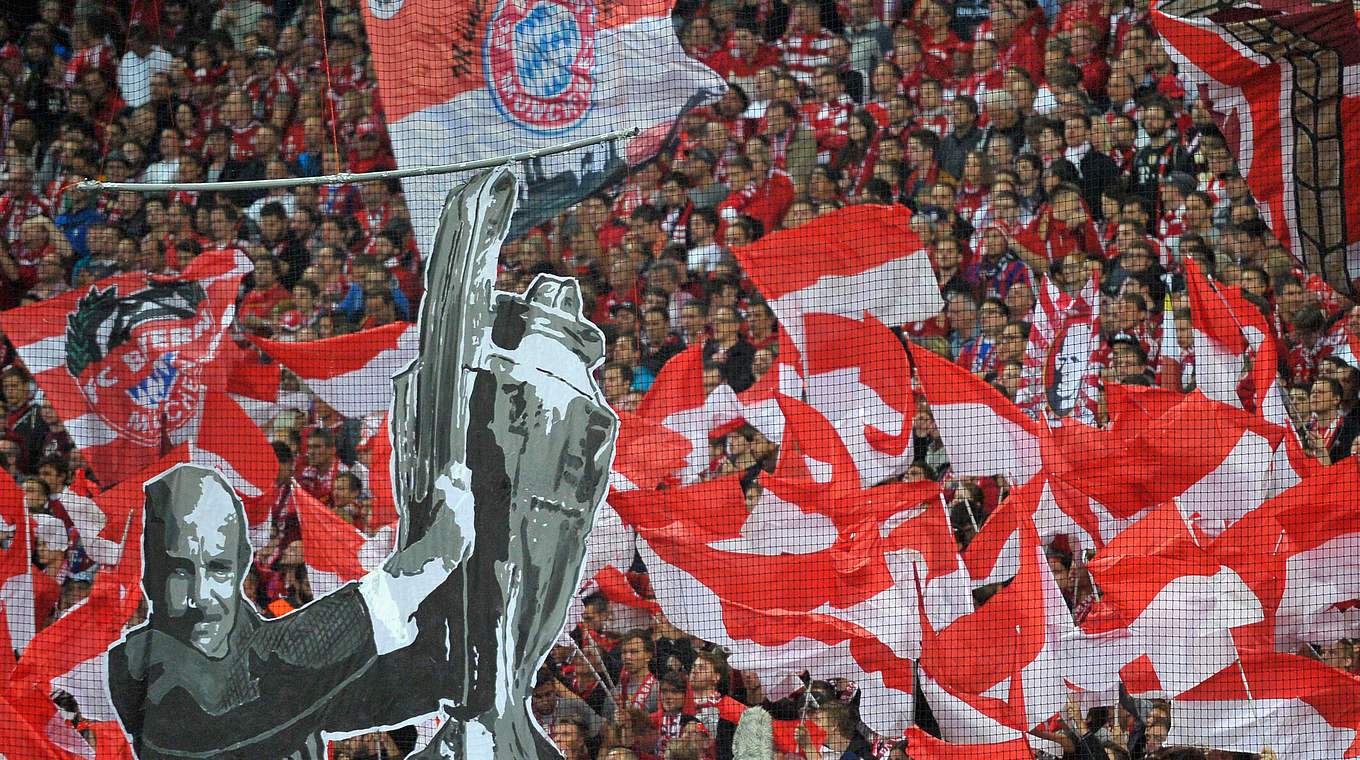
900, 726, 1033, 760
743, 169, 796, 234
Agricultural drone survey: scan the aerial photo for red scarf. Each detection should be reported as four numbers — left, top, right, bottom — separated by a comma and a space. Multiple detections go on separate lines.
621, 669, 657, 710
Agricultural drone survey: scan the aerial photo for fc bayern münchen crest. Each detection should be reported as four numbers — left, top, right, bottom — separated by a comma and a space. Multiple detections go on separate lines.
484, 0, 597, 134
65, 281, 214, 446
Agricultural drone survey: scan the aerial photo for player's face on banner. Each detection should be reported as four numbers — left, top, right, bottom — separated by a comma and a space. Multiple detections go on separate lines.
163, 478, 243, 658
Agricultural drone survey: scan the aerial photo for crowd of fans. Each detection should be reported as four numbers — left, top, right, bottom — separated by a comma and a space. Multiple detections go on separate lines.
0, 0, 1356, 758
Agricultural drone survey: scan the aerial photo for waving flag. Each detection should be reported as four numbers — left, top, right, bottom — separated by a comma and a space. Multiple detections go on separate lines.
635, 344, 784, 484
248, 322, 417, 419
918, 522, 1074, 748
362, 0, 725, 247
14, 575, 140, 726
291, 482, 395, 596
802, 314, 915, 488
1017, 275, 1103, 422
611, 397, 953, 733
1213, 463, 1360, 650
1154, 0, 1360, 297
1184, 257, 1272, 407
0, 472, 32, 652
909, 344, 1043, 484
732, 205, 942, 355
1168, 652, 1360, 758
0, 253, 273, 495
1083, 502, 1263, 698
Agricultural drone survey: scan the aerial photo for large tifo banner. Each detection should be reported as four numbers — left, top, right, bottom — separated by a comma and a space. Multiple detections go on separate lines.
361, 0, 726, 248
21, 0, 1360, 754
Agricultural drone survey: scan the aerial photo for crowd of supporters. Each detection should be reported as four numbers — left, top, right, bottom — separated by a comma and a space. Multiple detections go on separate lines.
0, 0, 1355, 758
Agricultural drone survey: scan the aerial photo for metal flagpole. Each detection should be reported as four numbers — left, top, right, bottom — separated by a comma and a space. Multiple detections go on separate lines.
568, 636, 620, 704
74, 127, 641, 194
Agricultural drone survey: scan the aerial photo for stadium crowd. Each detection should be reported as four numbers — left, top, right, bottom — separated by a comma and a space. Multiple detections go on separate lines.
0, 0, 1354, 758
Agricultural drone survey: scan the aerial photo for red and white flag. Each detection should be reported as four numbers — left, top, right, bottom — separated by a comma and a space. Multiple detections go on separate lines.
362, 0, 726, 249
291, 482, 394, 596
1213, 462, 1360, 651
1040, 391, 1283, 538
1154, 0, 1360, 298
611, 396, 951, 733
802, 314, 915, 487
611, 409, 691, 492
918, 521, 1073, 748
909, 344, 1043, 483
0, 623, 77, 760
1168, 652, 1360, 758
1183, 257, 1309, 498
1083, 502, 1263, 698
1184, 256, 1270, 407
0, 253, 273, 496
248, 322, 417, 419
732, 205, 942, 356
636, 345, 784, 484
15, 575, 140, 726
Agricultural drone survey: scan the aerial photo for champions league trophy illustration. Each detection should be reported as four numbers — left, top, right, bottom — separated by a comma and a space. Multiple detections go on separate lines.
106, 167, 619, 760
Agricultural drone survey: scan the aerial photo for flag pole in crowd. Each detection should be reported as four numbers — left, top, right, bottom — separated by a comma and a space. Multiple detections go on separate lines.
73, 127, 643, 195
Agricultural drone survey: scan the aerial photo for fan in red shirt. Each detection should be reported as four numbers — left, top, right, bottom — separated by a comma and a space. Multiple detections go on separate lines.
63, 17, 116, 88
708, 24, 779, 85
745, 143, 794, 235
215, 90, 262, 161
985, 2, 1044, 80
243, 46, 299, 123
776, 0, 837, 89
885, 28, 931, 103
295, 427, 349, 507
1068, 22, 1111, 99
801, 67, 857, 161
956, 37, 1006, 100
324, 34, 370, 98
679, 15, 725, 71
717, 156, 762, 232
0, 163, 50, 244
1029, 183, 1102, 264
595, 259, 643, 324
239, 256, 291, 333
831, 110, 882, 197
9, 217, 59, 291
348, 119, 397, 174
910, 0, 963, 82
355, 179, 400, 240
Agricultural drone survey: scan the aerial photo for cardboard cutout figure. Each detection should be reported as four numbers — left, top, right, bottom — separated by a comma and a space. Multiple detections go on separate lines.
106, 167, 619, 760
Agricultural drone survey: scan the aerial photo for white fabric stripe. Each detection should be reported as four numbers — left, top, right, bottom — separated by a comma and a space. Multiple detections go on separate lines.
300, 343, 414, 418
0, 570, 34, 651
771, 256, 943, 354
1168, 698, 1356, 759
63, 411, 123, 449
931, 402, 1042, 482
18, 336, 69, 374
1179, 430, 1272, 538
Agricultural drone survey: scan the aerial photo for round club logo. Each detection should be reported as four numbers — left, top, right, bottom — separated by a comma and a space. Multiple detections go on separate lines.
65, 281, 214, 446
484, 0, 597, 134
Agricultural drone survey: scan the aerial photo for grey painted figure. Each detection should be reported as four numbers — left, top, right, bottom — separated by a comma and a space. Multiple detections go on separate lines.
105, 167, 619, 760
